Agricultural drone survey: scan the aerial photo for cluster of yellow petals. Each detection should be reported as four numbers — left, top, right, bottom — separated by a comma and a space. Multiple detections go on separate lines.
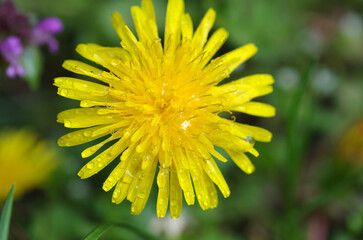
0, 129, 58, 200
55, 0, 275, 218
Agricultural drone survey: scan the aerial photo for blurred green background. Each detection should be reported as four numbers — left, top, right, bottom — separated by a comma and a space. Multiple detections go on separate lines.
1, 0, 363, 239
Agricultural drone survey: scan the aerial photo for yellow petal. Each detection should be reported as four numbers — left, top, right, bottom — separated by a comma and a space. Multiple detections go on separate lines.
131, 157, 158, 215
173, 152, 195, 205
81, 132, 120, 158
57, 126, 109, 147
164, 0, 184, 52
62, 60, 108, 83
169, 165, 182, 218
203, 172, 218, 208
54, 77, 108, 93
200, 28, 228, 67
78, 138, 128, 179
57, 108, 121, 129
226, 150, 255, 174
200, 158, 230, 198
191, 8, 216, 51
231, 102, 276, 117
181, 13, 193, 40
204, 43, 258, 85
76, 43, 130, 66
103, 159, 128, 192
156, 167, 169, 218
238, 74, 274, 86
111, 12, 138, 55
227, 120, 273, 142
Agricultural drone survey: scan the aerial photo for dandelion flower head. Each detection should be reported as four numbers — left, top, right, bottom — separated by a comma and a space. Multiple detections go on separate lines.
55, 0, 275, 218
0, 129, 58, 200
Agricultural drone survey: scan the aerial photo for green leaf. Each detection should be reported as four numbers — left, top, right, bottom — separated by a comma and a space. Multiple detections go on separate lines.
83, 222, 160, 240
19, 47, 43, 90
0, 184, 15, 240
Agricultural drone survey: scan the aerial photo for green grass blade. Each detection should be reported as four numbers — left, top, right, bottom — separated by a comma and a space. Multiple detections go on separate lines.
84, 223, 113, 240
285, 60, 317, 209
83, 222, 160, 240
0, 184, 15, 240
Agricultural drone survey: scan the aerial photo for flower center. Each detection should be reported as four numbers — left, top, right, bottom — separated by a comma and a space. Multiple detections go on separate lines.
137, 83, 197, 131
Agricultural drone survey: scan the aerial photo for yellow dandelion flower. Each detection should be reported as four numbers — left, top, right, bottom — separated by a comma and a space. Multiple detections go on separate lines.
55, 0, 275, 218
0, 129, 58, 200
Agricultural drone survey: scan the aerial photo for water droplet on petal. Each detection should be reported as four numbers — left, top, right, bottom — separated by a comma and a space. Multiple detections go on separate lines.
84, 130, 92, 137
64, 120, 72, 127
137, 192, 145, 199
113, 189, 120, 199
60, 89, 68, 96
87, 162, 94, 169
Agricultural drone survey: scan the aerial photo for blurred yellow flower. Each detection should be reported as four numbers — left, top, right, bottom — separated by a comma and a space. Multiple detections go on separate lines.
55, 0, 274, 218
0, 129, 58, 200
339, 119, 363, 163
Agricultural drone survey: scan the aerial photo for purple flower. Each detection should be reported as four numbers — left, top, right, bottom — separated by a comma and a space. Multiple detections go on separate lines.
0, 0, 31, 38
36, 17, 63, 34
0, 0, 63, 80
31, 17, 63, 53
0, 36, 25, 78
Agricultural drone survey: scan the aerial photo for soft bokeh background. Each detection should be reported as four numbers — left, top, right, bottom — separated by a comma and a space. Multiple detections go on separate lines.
1, 0, 363, 239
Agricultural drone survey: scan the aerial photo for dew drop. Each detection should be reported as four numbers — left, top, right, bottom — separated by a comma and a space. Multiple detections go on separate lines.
137, 192, 145, 199
123, 131, 131, 138
81, 101, 89, 107
246, 135, 255, 144
113, 190, 120, 199
103, 182, 110, 191
136, 145, 143, 153
109, 176, 115, 182
87, 162, 94, 169
60, 89, 68, 96
98, 163, 104, 168
246, 165, 255, 174
64, 120, 72, 127
84, 130, 92, 137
